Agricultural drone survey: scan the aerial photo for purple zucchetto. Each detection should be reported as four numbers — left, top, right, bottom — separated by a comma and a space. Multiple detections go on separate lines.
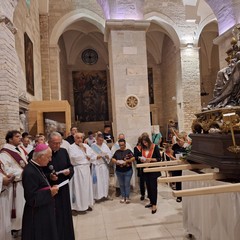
34, 143, 48, 153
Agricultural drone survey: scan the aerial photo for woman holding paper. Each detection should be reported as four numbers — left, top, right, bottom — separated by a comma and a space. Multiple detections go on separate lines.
140, 135, 161, 214
112, 139, 135, 203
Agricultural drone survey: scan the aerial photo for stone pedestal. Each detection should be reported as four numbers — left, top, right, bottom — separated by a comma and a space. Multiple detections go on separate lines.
105, 20, 151, 146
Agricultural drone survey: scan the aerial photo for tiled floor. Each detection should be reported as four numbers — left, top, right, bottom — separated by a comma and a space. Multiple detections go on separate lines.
73, 183, 188, 240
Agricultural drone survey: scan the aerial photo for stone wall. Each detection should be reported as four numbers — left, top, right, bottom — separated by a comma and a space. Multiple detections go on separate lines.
58, 36, 69, 100
40, 14, 50, 100
14, 0, 42, 100
0, 0, 19, 146
161, 35, 178, 136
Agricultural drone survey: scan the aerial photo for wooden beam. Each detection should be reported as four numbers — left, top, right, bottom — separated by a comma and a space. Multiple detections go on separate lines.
143, 164, 209, 173
172, 183, 240, 197
136, 160, 183, 168
158, 173, 224, 183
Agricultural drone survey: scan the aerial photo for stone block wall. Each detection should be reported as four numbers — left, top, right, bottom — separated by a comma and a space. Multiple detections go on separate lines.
40, 14, 50, 100
161, 35, 178, 134
13, 0, 42, 100
0, 0, 19, 146
59, 36, 69, 100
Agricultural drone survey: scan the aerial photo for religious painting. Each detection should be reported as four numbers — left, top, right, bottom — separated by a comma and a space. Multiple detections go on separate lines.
148, 68, 154, 104
24, 33, 34, 95
72, 71, 109, 122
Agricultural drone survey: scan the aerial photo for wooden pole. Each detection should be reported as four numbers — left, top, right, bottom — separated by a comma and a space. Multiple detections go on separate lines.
143, 164, 209, 173
172, 183, 240, 197
158, 173, 224, 183
136, 160, 183, 168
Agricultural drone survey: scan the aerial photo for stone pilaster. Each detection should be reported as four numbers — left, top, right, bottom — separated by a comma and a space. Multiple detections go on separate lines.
105, 20, 151, 146
40, 14, 51, 100
178, 46, 201, 133
0, 1, 19, 146
49, 45, 61, 100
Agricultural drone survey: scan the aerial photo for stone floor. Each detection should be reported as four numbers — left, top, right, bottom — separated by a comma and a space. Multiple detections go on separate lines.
12, 183, 189, 240
73, 183, 188, 240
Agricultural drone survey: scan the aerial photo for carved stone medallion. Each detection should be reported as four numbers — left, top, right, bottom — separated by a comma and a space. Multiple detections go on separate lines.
126, 95, 139, 109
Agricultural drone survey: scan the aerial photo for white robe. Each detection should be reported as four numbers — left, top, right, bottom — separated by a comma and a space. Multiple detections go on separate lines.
69, 143, 96, 211
0, 174, 11, 240
111, 141, 136, 188
0, 143, 27, 230
91, 143, 112, 200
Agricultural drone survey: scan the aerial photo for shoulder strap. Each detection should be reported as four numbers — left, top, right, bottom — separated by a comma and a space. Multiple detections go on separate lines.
1, 148, 27, 169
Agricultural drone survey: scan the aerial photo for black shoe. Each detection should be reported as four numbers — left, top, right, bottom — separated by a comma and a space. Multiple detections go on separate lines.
87, 207, 93, 211
152, 209, 157, 214
140, 195, 145, 201
176, 197, 182, 203
72, 210, 78, 216
145, 204, 152, 208
78, 211, 87, 215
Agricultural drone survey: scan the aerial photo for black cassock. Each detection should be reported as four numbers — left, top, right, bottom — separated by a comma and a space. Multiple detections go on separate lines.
22, 161, 58, 240
45, 148, 75, 240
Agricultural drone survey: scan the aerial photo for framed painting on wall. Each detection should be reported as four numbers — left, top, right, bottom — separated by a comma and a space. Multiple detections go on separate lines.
24, 32, 34, 95
72, 70, 109, 122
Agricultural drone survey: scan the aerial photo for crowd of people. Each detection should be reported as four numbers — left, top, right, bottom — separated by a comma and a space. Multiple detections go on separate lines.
0, 125, 192, 240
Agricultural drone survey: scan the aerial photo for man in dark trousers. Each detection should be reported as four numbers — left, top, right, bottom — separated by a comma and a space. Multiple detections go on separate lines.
46, 132, 75, 240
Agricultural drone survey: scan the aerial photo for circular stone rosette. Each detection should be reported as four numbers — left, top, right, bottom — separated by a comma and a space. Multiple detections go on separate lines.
125, 95, 139, 110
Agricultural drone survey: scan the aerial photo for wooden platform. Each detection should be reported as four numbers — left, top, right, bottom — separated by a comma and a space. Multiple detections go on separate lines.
187, 133, 240, 177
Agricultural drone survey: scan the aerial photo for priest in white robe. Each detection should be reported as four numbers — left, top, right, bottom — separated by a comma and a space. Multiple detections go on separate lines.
91, 133, 112, 200
0, 130, 28, 237
69, 132, 96, 212
0, 161, 14, 240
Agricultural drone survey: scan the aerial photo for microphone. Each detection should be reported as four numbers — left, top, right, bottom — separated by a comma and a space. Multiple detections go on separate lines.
49, 165, 56, 175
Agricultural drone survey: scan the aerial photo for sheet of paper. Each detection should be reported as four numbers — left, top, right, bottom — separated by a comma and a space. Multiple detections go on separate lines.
56, 169, 68, 175
58, 179, 69, 188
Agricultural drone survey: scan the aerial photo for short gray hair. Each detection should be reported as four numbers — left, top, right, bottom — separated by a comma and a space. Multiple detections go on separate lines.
32, 148, 49, 161
48, 131, 62, 141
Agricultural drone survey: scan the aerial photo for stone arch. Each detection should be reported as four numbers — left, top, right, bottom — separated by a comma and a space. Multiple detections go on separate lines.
69, 32, 108, 66
195, 16, 217, 45
49, 9, 105, 46
144, 12, 181, 48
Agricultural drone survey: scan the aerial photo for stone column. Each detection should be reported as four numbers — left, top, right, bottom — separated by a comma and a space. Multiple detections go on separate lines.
0, 1, 19, 146
49, 45, 61, 100
40, 14, 51, 100
178, 46, 201, 132
105, 20, 151, 146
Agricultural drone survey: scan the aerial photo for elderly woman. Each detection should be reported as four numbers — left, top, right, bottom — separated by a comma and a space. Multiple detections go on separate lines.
112, 139, 135, 203
140, 135, 161, 214
69, 132, 96, 213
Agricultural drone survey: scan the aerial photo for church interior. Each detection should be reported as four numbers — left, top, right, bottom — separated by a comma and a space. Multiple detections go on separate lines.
1, 0, 240, 239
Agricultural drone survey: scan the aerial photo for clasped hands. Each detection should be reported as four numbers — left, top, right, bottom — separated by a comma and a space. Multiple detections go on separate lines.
3, 174, 15, 186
